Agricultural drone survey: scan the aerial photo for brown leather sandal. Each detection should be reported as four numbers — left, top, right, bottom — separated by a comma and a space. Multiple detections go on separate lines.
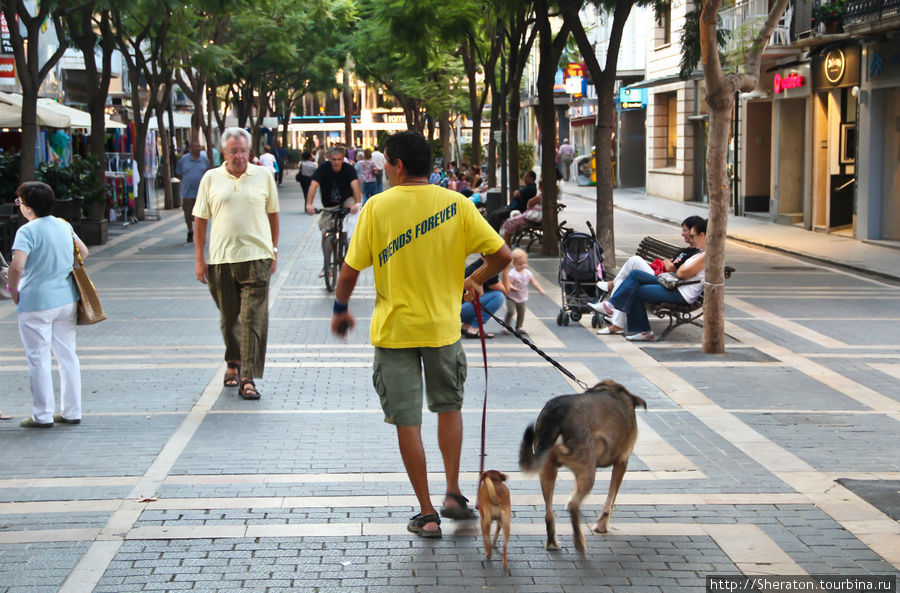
224, 362, 240, 387
239, 378, 260, 400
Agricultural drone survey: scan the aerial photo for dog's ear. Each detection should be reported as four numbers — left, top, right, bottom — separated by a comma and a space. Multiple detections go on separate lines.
631, 394, 647, 410
498, 471, 508, 482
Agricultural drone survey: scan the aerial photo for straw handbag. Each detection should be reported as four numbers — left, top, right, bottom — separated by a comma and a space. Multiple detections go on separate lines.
72, 236, 106, 325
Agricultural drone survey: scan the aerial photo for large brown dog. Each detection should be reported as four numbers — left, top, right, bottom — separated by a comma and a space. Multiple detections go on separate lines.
519, 380, 646, 553
477, 470, 512, 571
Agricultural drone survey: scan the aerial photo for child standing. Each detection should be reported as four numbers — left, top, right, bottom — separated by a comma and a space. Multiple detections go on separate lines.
503, 248, 546, 334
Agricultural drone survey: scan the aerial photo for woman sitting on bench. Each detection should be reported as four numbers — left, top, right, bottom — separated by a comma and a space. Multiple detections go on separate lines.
500, 183, 543, 244
592, 218, 707, 342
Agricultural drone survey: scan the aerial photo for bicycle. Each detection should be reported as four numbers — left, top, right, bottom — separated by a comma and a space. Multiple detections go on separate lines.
316, 207, 351, 292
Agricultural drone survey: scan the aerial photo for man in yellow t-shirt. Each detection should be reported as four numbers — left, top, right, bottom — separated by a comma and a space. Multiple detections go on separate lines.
193, 127, 280, 400
331, 131, 511, 539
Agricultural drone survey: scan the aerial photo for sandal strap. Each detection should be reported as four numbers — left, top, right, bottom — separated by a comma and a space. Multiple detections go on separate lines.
445, 493, 470, 508
411, 512, 441, 526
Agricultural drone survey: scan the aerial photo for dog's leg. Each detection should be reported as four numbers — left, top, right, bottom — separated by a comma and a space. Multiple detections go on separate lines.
540, 463, 560, 550
568, 468, 596, 554
481, 513, 493, 560
594, 460, 627, 534
501, 508, 511, 572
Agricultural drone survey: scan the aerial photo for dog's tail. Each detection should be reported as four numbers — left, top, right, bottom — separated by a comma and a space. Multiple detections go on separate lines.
484, 476, 501, 506
519, 422, 559, 473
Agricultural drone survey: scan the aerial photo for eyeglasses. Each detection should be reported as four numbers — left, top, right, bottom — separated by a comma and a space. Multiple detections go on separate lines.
14, 197, 22, 206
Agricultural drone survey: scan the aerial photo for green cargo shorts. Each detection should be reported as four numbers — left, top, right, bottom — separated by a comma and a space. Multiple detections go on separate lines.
372, 340, 466, 426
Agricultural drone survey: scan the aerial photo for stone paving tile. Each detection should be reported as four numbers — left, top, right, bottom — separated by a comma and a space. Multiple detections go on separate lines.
0, 511, 111, 531
0, 414, 186, 479
669, 366, 870, 411
0, 485, 134, 504
96, 536, 737, 592
735, 412, 900, 472
0, 542, 92, 592
815, 359, 900, 405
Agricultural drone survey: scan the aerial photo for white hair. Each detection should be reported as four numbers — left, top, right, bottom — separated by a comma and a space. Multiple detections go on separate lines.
220, 127, 251, 150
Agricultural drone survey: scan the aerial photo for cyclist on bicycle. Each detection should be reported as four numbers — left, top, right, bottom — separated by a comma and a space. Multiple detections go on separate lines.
305, 146, 362, 267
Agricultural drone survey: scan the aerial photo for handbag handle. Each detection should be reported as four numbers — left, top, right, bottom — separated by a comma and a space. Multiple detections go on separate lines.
72, 232, 85, 268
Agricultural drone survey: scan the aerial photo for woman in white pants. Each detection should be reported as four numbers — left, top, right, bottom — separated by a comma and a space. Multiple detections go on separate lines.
6, 182, 88, 428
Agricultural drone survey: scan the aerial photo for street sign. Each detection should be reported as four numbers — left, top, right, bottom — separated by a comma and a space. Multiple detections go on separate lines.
0, 56, 15, 85
1, 13, 13, 55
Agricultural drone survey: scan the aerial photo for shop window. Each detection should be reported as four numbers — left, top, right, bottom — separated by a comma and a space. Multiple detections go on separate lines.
656, 3, 672, 46
666, 93, 678, 166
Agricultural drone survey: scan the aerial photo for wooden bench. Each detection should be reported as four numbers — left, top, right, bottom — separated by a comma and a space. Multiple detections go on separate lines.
509, 203, 566, 252
603, 236, 735, 341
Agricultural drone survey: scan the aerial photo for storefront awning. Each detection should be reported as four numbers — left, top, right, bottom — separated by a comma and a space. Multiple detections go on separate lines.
148, 111, 195, 130
0, 91, 70, 128
0, 101, 23, 127
36, 98, 127, 129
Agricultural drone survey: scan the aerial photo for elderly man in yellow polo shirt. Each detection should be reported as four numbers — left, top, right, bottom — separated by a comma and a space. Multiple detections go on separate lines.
193, 127, 280, 400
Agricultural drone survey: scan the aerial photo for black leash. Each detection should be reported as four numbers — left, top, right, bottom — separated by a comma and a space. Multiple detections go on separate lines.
478, 306, 589, 391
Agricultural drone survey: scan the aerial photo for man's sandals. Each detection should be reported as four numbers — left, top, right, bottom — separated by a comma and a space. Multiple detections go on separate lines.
407, 513, 441, 538
440, 493, 476, 519
224, 363, 240, 387
239, 379, 260, 400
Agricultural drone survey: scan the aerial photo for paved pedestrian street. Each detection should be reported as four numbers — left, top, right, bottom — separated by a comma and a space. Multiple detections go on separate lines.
1, 181, 898, 593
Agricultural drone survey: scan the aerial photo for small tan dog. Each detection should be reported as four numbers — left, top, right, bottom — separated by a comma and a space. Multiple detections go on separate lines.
477, 470, 512, 571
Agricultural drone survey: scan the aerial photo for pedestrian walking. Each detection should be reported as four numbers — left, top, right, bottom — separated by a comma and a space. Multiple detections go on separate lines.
370, 146, 386, 193
329, 131, 512, 538
558, 138, 575, 181
7, 182, 86, 428
296, 151, 317, 198
192, 127, 280, 400
175, 139, 210, 243
272, 139, 287, 185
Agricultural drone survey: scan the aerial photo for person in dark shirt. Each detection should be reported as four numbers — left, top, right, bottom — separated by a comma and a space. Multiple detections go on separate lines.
488, 170, 537, 230
460, 257, 506, 339
305, 146, 361, 269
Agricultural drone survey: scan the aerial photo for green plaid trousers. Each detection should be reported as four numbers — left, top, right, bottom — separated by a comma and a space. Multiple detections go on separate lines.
207, 259, 273, 379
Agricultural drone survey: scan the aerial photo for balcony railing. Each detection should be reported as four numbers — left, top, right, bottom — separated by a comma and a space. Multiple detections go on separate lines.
845, 0, 900, 25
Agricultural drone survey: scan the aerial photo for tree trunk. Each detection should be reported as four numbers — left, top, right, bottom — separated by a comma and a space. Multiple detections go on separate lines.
702, 100, 731, 353
343, 67, 353, 147
561, 0, 632, 269
157, 110, 174, 210
696, 0, 789, 353
486, 86, 499, 187
439, 112, 450, 165
507, 78, 521, 200
535, 0, 570, 255
3, 2, 67, 181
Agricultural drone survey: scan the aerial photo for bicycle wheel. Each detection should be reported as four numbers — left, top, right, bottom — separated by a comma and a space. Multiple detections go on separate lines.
327, 235, 343, 290
323, 234, 336, 292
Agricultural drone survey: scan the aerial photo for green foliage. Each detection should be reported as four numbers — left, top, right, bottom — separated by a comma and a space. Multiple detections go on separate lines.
813, 0, 845, 22
285, 148, 302, 165
460, 142, 483, 166
679, 1, 728, 80
517, 141, 536, 173
35, 156, 106, 208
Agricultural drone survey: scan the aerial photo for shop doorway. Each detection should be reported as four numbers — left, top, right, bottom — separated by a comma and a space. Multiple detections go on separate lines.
812, 88, 857, 232
775, 98, 806, 224
743, 101, 772, 214
617, 109, 646, 188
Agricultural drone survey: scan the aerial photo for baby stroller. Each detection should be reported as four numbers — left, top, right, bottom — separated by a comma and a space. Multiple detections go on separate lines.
556, 220, 605, 327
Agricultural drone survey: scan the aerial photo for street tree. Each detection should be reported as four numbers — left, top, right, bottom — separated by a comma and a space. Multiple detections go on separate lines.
1, 0, 68, 181
350, 0, 467, 135
64, 0, 120, 187
502, 4, 538, 199
558, 0, 667, 268
682, 0, 789, 353
111, 0, 186, 214
534, 0, 572, 255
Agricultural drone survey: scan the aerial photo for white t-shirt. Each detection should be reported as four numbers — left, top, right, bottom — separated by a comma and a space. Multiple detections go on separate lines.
507, 267, 533, 304
676, 252, 706, 303
259, 153, 277, 175
370, 150, 385, 170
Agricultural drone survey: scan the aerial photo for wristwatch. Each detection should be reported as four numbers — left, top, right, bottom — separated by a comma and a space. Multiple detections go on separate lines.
272, 247, 278, 254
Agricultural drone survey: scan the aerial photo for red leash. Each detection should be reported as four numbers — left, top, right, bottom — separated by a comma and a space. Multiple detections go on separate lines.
473, 294, 488, 497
